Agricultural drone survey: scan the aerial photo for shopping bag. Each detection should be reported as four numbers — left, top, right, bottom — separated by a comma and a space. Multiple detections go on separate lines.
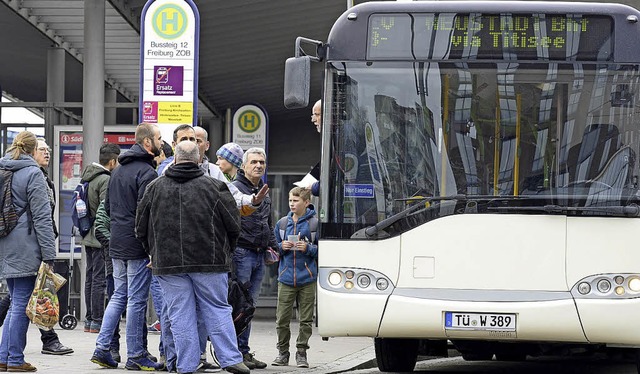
25, 262, 67, 330
264, 247, 280, 265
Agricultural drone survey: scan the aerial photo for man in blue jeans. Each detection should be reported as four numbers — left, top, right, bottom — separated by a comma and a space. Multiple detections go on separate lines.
232, 147, 277, 369
136, 141, 249, 374
90, 123, 164, 371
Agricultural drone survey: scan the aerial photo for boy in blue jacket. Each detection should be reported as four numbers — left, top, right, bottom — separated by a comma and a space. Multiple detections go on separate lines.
272, 187, 318, 368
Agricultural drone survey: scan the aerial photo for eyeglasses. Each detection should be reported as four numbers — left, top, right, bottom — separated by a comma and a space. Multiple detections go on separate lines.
37, 147, 52, 153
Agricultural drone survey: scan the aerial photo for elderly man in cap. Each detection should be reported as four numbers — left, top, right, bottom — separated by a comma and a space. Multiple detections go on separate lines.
216, 142, 244, 182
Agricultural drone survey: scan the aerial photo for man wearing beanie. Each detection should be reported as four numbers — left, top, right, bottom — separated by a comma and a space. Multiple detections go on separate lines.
216, 142, 244, 181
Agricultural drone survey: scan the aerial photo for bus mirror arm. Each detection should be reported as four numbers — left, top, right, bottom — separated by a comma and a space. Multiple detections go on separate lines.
294, 37, 324, 61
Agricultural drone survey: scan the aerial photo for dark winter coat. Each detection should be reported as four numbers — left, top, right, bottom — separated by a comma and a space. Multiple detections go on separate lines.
232, 170, 277, 251
78, 163, 110, 248
136, 162, 241, 275
105, 143, 157, 260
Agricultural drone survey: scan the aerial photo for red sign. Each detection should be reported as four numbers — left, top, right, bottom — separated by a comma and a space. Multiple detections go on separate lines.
59, 133, 136, 145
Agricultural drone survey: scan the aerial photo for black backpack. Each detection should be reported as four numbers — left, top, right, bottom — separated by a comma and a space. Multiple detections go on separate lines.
227, 273, 255, 336
0, 169, 27, 238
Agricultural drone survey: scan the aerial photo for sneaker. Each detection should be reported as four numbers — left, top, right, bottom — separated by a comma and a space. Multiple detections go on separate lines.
271, 351, 289, 366
224, 362, 250, 374
84, 320, 91, 332
145, 350, 158, 362
6, 362, 37, 372
148, 320, 161, 334
41, 341, 74, 355
89, 321, 101, 333
91, 348, 118, 369
125, 356, 165, 371
110, 350, 121, 363
243, 352, 266, 369
295, 350, 308, 368
199, 360, 220, 371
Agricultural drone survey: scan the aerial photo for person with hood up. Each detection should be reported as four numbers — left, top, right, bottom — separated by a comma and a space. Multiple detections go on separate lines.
0, 131, 56, 372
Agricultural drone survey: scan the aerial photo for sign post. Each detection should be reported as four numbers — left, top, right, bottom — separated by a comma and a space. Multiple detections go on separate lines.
140, 0, 199, 140
232, 104, 269, 151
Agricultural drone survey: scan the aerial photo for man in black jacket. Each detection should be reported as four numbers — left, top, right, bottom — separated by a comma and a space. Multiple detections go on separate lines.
232, 147, 277, 369
136, 141, 249, 374
91, 123, 164, 371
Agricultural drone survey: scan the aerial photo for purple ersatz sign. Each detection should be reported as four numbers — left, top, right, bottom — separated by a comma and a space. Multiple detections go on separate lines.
154, 65, 184, 96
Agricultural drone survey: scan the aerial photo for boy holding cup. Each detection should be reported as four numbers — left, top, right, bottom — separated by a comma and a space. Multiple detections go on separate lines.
272, 187, 318, 368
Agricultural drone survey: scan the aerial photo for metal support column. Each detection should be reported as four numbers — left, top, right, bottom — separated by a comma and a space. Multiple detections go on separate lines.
46, 48, 65, 172
81, 0, 106, 324
83, 0, 105, 167
105, 87, 117, 126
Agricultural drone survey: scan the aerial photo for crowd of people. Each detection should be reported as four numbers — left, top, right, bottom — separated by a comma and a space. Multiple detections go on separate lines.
0, 102, 322, 373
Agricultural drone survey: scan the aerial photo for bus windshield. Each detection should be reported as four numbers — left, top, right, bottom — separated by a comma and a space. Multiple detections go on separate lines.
322, 61, 640, 239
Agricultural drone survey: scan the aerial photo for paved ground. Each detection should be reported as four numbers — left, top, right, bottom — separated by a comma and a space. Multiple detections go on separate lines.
3, 318, 375, 373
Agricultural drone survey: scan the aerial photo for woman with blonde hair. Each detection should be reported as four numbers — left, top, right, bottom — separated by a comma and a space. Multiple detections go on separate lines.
0, 131, 56, 372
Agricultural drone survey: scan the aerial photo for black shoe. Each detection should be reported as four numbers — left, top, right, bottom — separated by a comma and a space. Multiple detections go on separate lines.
41, 341, 74, 355
243, 352, 266, 369
225, 362, 251, 374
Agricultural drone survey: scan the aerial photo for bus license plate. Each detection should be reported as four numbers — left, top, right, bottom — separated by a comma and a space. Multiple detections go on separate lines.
445, 312, 516, 331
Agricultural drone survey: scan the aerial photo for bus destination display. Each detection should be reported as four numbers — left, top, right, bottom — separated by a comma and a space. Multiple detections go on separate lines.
368, 13, 613, 61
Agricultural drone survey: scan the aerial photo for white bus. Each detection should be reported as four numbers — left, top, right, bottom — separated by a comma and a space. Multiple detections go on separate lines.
284, 1, 640, 372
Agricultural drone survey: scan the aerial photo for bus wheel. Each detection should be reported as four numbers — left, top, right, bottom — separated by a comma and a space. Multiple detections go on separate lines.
374, 338, 419, 372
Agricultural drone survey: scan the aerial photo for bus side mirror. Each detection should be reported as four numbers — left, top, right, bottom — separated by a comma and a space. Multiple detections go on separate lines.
284, 56, 311, 109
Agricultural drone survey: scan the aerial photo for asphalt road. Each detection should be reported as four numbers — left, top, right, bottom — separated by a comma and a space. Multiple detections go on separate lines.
347, 355, 639, 374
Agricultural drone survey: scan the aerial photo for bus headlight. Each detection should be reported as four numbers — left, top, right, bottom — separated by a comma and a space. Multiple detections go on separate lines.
328, 271, 342, 286
577, 282, 591, 295
357, 274, 371, 288
596, 279, 611, 293
572, 273, 640, 299
628, 277, 640, 292
376, 278, 389, 291
319, 268, 393, 294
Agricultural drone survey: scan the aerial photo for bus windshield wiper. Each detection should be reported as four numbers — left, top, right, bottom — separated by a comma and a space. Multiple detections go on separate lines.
352, 194, 531, 239
351, 195, 464, 239
488, 204, 640, 217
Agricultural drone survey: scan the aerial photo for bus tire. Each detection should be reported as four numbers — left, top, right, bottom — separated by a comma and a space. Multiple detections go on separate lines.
374, 338, 418, 372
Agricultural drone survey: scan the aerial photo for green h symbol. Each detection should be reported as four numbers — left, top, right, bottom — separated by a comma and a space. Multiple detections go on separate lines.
243, 114, 257, 129
161, 10, 179, 32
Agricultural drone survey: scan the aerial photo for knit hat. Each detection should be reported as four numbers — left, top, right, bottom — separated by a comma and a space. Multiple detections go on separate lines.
216, 142, 244, 169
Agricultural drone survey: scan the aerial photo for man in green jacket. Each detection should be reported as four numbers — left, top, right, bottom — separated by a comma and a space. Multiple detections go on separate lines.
79, 143, 120, 333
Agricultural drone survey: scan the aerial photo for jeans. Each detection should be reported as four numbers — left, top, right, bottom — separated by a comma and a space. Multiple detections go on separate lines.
105, 272, 120, 352
95, 258, 151, 359
149, 275, 164, 356
157, 273, 242, 372
275, 282, 316, 353
84, 246, 106, 324
0, 276, 37, 366
232, 247, 265, 354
